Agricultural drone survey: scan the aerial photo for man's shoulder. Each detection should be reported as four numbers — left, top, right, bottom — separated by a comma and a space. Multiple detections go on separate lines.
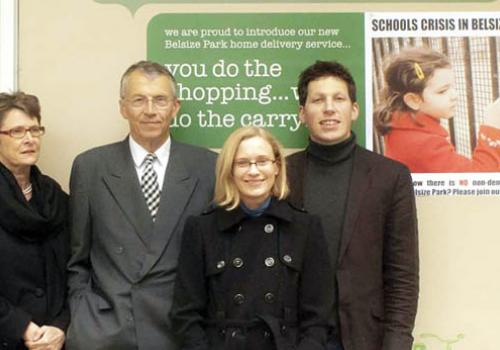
286, 149, 306, 166
172, 140, 217, 158
355, 145, 410, 175
286, 149, 306, 160
172, 140, 217, 170
73, 140, 125, 164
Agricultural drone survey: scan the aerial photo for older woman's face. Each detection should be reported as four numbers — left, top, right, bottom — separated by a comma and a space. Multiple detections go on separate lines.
0, 109, 41, 172
232, 136, 279, 209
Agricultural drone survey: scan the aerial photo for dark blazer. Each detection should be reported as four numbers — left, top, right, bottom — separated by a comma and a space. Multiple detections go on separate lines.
287, 146, 419, 350
66, 138, 216, 350
0, 165, 69, 350
170, 199, 334, 350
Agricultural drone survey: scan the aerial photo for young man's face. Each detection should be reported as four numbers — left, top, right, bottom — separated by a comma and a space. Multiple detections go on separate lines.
299, 76, 359, 145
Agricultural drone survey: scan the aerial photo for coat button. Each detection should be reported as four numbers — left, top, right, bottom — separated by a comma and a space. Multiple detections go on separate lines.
34, 288, 45, 297
281, 325, 288, 334
264, 257, 275, 267
232, 257, 244, 268
283, 254, 292, 263
217, 260, 226, 269
231, 329, 241, 338
115, 246, 124, 254
264, 224, 274, 233
263, 330, 272, 339
219, 329, 226, 337
264, 292, 275, 303
233, 293, 245, 305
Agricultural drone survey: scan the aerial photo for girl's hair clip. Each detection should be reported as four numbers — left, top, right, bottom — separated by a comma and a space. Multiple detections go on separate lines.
414, 62, 425, 80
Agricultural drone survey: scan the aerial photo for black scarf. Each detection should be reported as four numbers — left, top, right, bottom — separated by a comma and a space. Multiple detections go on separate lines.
0, 162, 67, 241
0, 162, 69, 329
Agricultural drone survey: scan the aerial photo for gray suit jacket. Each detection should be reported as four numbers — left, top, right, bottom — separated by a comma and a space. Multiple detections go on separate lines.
66, 137, 216, 350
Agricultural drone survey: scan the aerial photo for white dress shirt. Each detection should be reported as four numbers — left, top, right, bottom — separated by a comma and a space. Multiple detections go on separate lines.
129, 136, 171, 189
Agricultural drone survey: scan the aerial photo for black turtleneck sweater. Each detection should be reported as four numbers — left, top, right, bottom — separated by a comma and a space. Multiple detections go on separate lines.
304, 133, 356, 337
304, 134, 356, 277
304, 134, 356, 339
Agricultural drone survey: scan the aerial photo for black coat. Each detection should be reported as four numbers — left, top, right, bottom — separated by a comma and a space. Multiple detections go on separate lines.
0, 164, 69, 350
170, 199, 335, 350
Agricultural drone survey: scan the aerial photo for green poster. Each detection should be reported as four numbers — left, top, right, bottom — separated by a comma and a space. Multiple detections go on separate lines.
148, 13, 364, 148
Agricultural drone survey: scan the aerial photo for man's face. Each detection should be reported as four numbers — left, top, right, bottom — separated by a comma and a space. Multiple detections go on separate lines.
299, 76, 359, 145
120, 70, 180, 151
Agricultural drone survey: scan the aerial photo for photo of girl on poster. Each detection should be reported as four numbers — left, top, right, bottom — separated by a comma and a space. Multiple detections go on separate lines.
373, 43, 500, 173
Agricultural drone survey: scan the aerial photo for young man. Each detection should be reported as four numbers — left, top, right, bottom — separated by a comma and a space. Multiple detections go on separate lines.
287, 61, 419, 350
66, 61, 216, 350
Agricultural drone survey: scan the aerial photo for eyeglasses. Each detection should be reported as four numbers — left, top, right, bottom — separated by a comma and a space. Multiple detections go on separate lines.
0, 125, 45, 139
233, 158, 276, 170
124, 95, 175, 109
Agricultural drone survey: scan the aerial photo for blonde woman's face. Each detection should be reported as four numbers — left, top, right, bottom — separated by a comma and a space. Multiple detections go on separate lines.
232, 136, 279, 209
419, 68, 457, 119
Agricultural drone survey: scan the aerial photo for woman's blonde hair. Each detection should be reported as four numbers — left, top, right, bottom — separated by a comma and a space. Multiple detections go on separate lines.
214, 126, 289, 210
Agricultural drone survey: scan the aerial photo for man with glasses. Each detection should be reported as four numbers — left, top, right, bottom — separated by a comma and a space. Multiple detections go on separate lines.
66, 61, 216, 350
287, 61, 419, 350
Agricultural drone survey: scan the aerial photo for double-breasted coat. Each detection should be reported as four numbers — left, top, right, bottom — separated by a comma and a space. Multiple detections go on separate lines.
170, 199, 335, 350
66, 138, 216, 350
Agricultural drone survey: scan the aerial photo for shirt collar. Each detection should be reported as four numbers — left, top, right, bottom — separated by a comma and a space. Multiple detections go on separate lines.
215, 198, 293, 232
129, 135, 171, 167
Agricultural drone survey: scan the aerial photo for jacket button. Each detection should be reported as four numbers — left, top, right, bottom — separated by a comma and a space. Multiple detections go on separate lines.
283, 254, 292, 263
264, 257, 275, 267
264, 292, 275, 303
231, 329, 241, 338
217, 260, 226, 269
281, 325, 288, 334
264, 224, 274, 233
232, 257, 244, 268
263, 330, 271, 339
233, 293, 245, 305
34, 288, 45, 297
219, 328, 226, 337
115, 246, 124, 254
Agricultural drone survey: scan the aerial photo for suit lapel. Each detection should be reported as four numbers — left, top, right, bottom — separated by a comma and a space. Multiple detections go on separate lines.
102, 138, 153, 245
338, 147, 372, 263
287, 151, 307, 209
138, 140, 197, 276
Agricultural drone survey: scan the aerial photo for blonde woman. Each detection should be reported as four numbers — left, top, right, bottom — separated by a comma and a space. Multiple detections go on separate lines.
170, 126, 335, 350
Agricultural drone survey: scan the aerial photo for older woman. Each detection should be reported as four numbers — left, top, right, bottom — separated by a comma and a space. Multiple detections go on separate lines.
0, 92, 68, 350
170, 126, 335, 350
